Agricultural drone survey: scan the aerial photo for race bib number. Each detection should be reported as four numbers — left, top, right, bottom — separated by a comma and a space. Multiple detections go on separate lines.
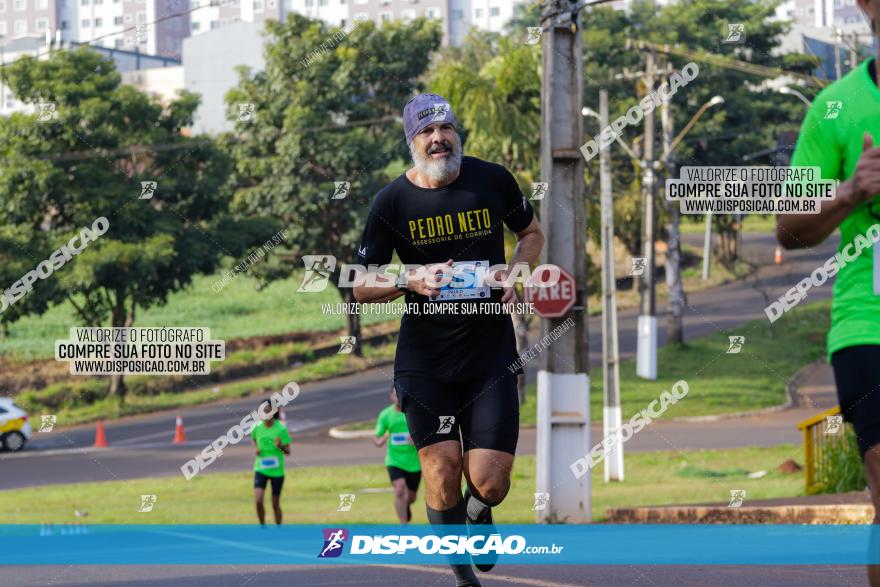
259, 456, 280, 469
434, 260, 491, 301
874, 244, 880, 296
390, 432, 410, 446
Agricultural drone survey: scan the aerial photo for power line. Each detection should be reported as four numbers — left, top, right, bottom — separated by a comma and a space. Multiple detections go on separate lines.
540, 0, 618, 30
632, 40, 830, 87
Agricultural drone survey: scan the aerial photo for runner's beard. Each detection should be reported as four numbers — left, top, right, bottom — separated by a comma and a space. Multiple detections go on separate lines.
409, 133, 462, 183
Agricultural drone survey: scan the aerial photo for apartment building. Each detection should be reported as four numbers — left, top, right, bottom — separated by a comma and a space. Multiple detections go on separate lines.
0, 0, 189, 58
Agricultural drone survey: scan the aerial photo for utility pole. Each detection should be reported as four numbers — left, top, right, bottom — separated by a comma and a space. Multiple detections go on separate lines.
0, 35, 5, 114
661, 69, 684, 345
834, 28, 842, 80
637, 46, 657, 380
535, 0, 590, 523
599, 89, 623, 482
702, 213, 712, 280
850, 31, 859, 71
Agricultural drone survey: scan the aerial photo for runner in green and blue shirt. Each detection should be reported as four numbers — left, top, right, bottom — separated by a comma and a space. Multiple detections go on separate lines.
373, 385, 421, 524
252, 399, 290, 527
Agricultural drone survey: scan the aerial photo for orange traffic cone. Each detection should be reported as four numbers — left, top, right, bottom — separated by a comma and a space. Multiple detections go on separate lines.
93, 420, 108, 448
774, 246, 783, 264
173, 415, 187, 444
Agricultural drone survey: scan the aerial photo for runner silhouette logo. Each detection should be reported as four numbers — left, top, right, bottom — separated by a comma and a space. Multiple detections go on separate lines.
437, 416, 455, 434
318, 528, 349, 558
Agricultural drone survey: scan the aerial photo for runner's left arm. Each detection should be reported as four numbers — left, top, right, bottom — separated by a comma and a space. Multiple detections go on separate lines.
497, 170, 544, 302
508, 216, 544, 269
278, 427, 291, 455
373, 412, 388, 447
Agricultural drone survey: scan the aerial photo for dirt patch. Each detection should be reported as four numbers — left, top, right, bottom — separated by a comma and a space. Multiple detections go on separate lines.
805, 332, 825, 344
777, 459, 803, 474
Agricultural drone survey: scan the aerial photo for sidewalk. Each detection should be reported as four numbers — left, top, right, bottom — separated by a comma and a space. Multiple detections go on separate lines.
606, 490, 873, 524
603, 361, 866, 524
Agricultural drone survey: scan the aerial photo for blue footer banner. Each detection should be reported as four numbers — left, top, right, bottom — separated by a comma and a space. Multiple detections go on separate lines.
1, 524, 879, 565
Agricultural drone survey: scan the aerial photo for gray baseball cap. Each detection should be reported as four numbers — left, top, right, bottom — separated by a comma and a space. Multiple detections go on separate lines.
402, 93, 456, 145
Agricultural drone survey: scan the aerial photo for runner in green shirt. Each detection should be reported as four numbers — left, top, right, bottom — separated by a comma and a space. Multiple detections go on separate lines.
251, 400, 291, 527
779, 10, 880, 583
373, 385, 421, 524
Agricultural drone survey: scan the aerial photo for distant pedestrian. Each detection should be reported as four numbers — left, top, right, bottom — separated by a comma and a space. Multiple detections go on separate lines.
252, 400, 291, 527
373, 385, 421, 523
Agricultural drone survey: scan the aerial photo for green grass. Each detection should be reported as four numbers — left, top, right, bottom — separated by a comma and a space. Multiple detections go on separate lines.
520, 299, 830, 425
337, 419, 376, 432
588, 250, 751, 317
0, 271, 401, 361
814, 427, 867, 495
0, 445, 803, 524
32, 343, 395, 426
679, 214, 777, 234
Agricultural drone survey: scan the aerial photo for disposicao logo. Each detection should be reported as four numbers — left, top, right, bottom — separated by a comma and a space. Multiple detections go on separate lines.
318, 528, 348, 558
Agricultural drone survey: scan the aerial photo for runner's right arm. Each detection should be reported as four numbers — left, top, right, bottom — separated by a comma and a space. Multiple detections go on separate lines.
779, 133, 880, 248
354, 260, 453, 303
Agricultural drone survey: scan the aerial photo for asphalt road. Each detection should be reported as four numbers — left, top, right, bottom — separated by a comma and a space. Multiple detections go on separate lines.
4, 564, 869, 587
1, 232, 840, 489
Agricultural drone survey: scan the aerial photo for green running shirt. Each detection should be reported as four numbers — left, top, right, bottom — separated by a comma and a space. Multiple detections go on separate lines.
375, 404, 420, 473
789, 57, 880, 360
252, 420, 291, 477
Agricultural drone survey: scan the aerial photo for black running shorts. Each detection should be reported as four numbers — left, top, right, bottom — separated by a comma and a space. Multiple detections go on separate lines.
830, 345, 880, 459
394, 370, 520, 455
254, 472, 285, 496
387, 466, 422, 492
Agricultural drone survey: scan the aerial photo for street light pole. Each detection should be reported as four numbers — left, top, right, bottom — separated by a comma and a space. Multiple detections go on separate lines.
664, 94, 725, 283
637, 47, 657, 380
598, 89, 623, 481
778, 86, 811, 108
582, 106, 641, 163
702, 213, 712, 280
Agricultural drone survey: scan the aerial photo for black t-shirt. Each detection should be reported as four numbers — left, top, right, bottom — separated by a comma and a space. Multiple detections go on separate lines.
357, 156, 535, 381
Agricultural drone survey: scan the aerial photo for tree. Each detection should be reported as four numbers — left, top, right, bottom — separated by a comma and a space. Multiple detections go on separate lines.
0, 47, 272, 399
429, 0, 815, 358
224, 14, 442, 355
581, 0, 815, 343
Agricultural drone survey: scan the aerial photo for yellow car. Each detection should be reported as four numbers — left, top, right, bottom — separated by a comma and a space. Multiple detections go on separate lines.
0, 398, 32, 452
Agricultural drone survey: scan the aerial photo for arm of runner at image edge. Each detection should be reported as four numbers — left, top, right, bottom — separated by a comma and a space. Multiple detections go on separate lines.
509, 217, 544, 271
373, 410, 388, 447
777, 105, 860, 249
277, 426, 291, 455
352, 193, 407, 303
500, 171, 545, 297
